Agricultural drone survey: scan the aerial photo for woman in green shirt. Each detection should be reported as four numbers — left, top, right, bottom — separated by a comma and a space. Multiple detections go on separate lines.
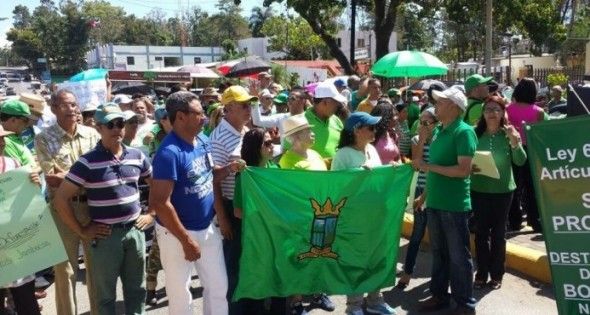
471, 95, 526, 290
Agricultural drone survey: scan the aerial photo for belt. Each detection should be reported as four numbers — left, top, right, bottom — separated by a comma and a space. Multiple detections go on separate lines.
71, 195, 87, 202
110, 220, 137, 229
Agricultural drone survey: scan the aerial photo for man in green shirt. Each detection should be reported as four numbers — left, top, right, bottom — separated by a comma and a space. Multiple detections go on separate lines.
0, 99, 36, 167
304, 81, 345, 159
463, 74, 492, 126
413, 87, 477, 315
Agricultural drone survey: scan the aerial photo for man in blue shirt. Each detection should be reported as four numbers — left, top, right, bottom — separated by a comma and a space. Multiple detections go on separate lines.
150, 91, 230, 315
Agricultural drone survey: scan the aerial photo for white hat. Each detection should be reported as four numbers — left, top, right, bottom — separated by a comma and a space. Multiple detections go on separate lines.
122, 110, 140, 120
314, 82, 347, 104
282, 114, 313, 137
112, 94, 133, 105
432, 87, 468, 111
82, 101, 99, 112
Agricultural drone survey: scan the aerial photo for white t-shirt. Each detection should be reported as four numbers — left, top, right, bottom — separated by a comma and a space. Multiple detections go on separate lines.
330, 144, 382, 170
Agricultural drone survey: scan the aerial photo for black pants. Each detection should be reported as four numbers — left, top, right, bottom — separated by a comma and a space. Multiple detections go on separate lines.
508, 163, 524, 229
472, 191, 513, 282
511, 156, 541, 231
222, 198, 287, 315
0, 281, 41, 315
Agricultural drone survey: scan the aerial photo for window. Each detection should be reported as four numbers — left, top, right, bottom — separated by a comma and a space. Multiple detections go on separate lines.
164, 57, 181, 67
194, 57, 201, 64
357, 38, 365, 48
126, 56, 135, 65
155, 56, 163, 61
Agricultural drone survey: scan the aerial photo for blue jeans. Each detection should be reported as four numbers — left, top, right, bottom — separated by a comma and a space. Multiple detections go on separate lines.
426, 208, 476, 310
404, 209, 427, 275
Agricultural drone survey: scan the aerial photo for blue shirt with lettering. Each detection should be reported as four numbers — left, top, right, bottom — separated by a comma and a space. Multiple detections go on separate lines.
152, 131, 215, 231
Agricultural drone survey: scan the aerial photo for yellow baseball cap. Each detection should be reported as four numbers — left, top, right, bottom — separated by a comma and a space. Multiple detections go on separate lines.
220, 86, 258, 106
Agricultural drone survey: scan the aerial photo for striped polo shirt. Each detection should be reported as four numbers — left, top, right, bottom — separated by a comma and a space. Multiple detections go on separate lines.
66, 141, 152, 224
209, 118, 245, 200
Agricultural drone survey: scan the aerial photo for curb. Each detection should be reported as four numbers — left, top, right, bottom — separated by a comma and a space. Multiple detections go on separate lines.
401, 213, 551, 284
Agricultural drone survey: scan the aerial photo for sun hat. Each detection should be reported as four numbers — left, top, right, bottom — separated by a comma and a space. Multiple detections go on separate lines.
314, 81, 347, 104
19, 93, 46, 115
464, 74, 493, 94
95, 103, 127, 124
431, 87, 468, 111
220, 86, 258, 106
344, 112, 381, 131
282, 114, 313, 137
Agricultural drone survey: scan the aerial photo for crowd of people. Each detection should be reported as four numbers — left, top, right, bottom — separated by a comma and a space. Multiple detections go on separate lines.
0, 70, 558, 315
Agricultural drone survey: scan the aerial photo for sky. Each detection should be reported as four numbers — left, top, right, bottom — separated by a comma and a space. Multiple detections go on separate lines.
0, 0, 267, 47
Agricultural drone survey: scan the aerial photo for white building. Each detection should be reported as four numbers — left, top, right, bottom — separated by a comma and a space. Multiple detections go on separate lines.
86, 44, 224, 70
237, 30, 397, 63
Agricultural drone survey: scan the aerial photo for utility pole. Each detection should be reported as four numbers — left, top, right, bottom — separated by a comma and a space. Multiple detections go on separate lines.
350, 0, 356, 67
484, 0, 492, 76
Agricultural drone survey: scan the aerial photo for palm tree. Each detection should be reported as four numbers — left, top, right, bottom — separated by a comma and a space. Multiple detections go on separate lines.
249, 6, 273, 38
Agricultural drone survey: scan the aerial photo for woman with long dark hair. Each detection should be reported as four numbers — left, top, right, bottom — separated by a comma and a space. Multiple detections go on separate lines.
370, 101, 401, 164
472, 95, 526, 289
233, 128, 285, 314
506, 78, 546, 232
331, 112, 397, 315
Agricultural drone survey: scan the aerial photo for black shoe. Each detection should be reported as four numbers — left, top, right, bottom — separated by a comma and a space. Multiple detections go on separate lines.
418, 296, 450, 312
310, 293, 335, 311
146, 290, 158, 305
453, 305, 476, 315
290, 302, 308, 315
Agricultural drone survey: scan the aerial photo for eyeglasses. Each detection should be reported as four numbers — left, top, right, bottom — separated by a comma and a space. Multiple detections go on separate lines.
263, 140, 274, 148
420, 120, 435, 126
105, 119, 125, 130
484, 108, 503, 114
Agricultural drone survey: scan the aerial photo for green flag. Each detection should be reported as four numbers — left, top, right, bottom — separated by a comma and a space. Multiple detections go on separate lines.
526, 116, 590, 315
234, 164, 413, 300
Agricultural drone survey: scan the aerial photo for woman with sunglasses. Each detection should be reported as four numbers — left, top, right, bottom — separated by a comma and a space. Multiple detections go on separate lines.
370, 100, 402, 165
471, 95, 526, 290
232, 127, 286, 314
397, 107, 437, 290
331, 112, 397, 315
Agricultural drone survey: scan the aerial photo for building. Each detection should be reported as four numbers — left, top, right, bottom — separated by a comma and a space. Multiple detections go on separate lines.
237, 30, 397, 63
86, 44, 224, 70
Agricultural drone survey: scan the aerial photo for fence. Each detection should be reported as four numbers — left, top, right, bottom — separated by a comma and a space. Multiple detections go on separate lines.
530, 66, 586, 88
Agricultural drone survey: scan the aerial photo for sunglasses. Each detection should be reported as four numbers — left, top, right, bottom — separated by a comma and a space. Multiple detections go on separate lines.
263, 140, 274, 148
105, 119, 125, 130
420, 120, 435, 126
484, 108, 503, 114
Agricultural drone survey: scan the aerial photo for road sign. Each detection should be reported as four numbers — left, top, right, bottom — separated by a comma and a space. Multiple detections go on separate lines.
354, 49, 369, 60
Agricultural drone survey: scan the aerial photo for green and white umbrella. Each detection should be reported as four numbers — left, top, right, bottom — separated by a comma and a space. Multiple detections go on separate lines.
371, 50, 448, 78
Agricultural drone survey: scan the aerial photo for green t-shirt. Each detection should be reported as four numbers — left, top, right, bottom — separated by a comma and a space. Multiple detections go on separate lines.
350, 91, 363, 111
304, 108, 343, 158
233, 161, 279, 210
407, 102, 420, 129
470, 130, 527, 193
279, 149, 327, 170
4, 134, 35, 167
464, 98, 484, 126
426, 118, 477, 212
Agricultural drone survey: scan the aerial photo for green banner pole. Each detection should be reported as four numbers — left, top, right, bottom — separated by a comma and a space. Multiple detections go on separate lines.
526, 116, 590, 315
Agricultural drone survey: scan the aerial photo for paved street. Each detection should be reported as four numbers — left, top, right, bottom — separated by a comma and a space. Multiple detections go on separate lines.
38, 238, 557, 315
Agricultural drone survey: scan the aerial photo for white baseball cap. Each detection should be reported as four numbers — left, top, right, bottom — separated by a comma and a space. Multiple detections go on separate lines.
431, 87, 468, 111
314, 82, 347, 104
112, 94, 133, 105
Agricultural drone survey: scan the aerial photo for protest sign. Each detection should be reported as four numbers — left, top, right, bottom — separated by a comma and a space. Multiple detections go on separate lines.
0, 167, 67, 286
526, 116, 590, 315
59, 79, 107, 110
234, 165, 413, 300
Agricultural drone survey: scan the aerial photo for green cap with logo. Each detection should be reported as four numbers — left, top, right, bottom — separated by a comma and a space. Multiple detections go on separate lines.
464, 74, 493, 93
0, 99, 35, 119
94, 102, 126, 124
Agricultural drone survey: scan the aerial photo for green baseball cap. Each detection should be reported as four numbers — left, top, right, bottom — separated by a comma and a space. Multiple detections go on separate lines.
94, 102, 126, 125
387, 88, 401, 97
0, 99, 35, 119
273, 93, 288, 105
464, 74, 493, 93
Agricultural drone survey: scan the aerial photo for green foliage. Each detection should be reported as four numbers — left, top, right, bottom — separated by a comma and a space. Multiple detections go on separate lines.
395, 3, 435, 52
261, 16, 330, 60
546, 73, 568, 87
249, 6, 274, 37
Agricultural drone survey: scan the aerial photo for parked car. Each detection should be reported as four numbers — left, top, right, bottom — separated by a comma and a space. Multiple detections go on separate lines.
6, 87, 16, 96
0, 78, 8, 85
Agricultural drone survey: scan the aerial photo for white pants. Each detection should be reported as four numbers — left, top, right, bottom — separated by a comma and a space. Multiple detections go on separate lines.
156, 223, 228, 315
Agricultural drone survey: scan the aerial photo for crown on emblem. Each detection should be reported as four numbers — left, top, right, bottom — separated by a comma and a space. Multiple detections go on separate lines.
310, 197, 347, 217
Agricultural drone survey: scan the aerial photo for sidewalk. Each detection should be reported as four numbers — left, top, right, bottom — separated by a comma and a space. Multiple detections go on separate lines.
401, 213, 551, 284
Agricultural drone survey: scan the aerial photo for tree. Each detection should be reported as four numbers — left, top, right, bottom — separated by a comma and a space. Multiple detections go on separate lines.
81, 1, 127, 45
249, 6, 274, 37
395, 3, 435, 51
261, 16, 330, 60
12, 5, 32, 29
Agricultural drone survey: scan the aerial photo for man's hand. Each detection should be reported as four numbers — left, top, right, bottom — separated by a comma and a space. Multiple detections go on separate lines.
227, 159, 247, 174
413, 196, 425, 212
418, 124, 432, 142
46, 165, 67, 188
135, 214, 155, 230
181, 238, 201, 261
217, 215, 234, 240
80, 222, 111, 242
471, 164, 481, 174
29, 172, 41, 186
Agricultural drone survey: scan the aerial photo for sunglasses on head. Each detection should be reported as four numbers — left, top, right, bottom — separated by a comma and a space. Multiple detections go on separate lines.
105, 119, 125, 130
